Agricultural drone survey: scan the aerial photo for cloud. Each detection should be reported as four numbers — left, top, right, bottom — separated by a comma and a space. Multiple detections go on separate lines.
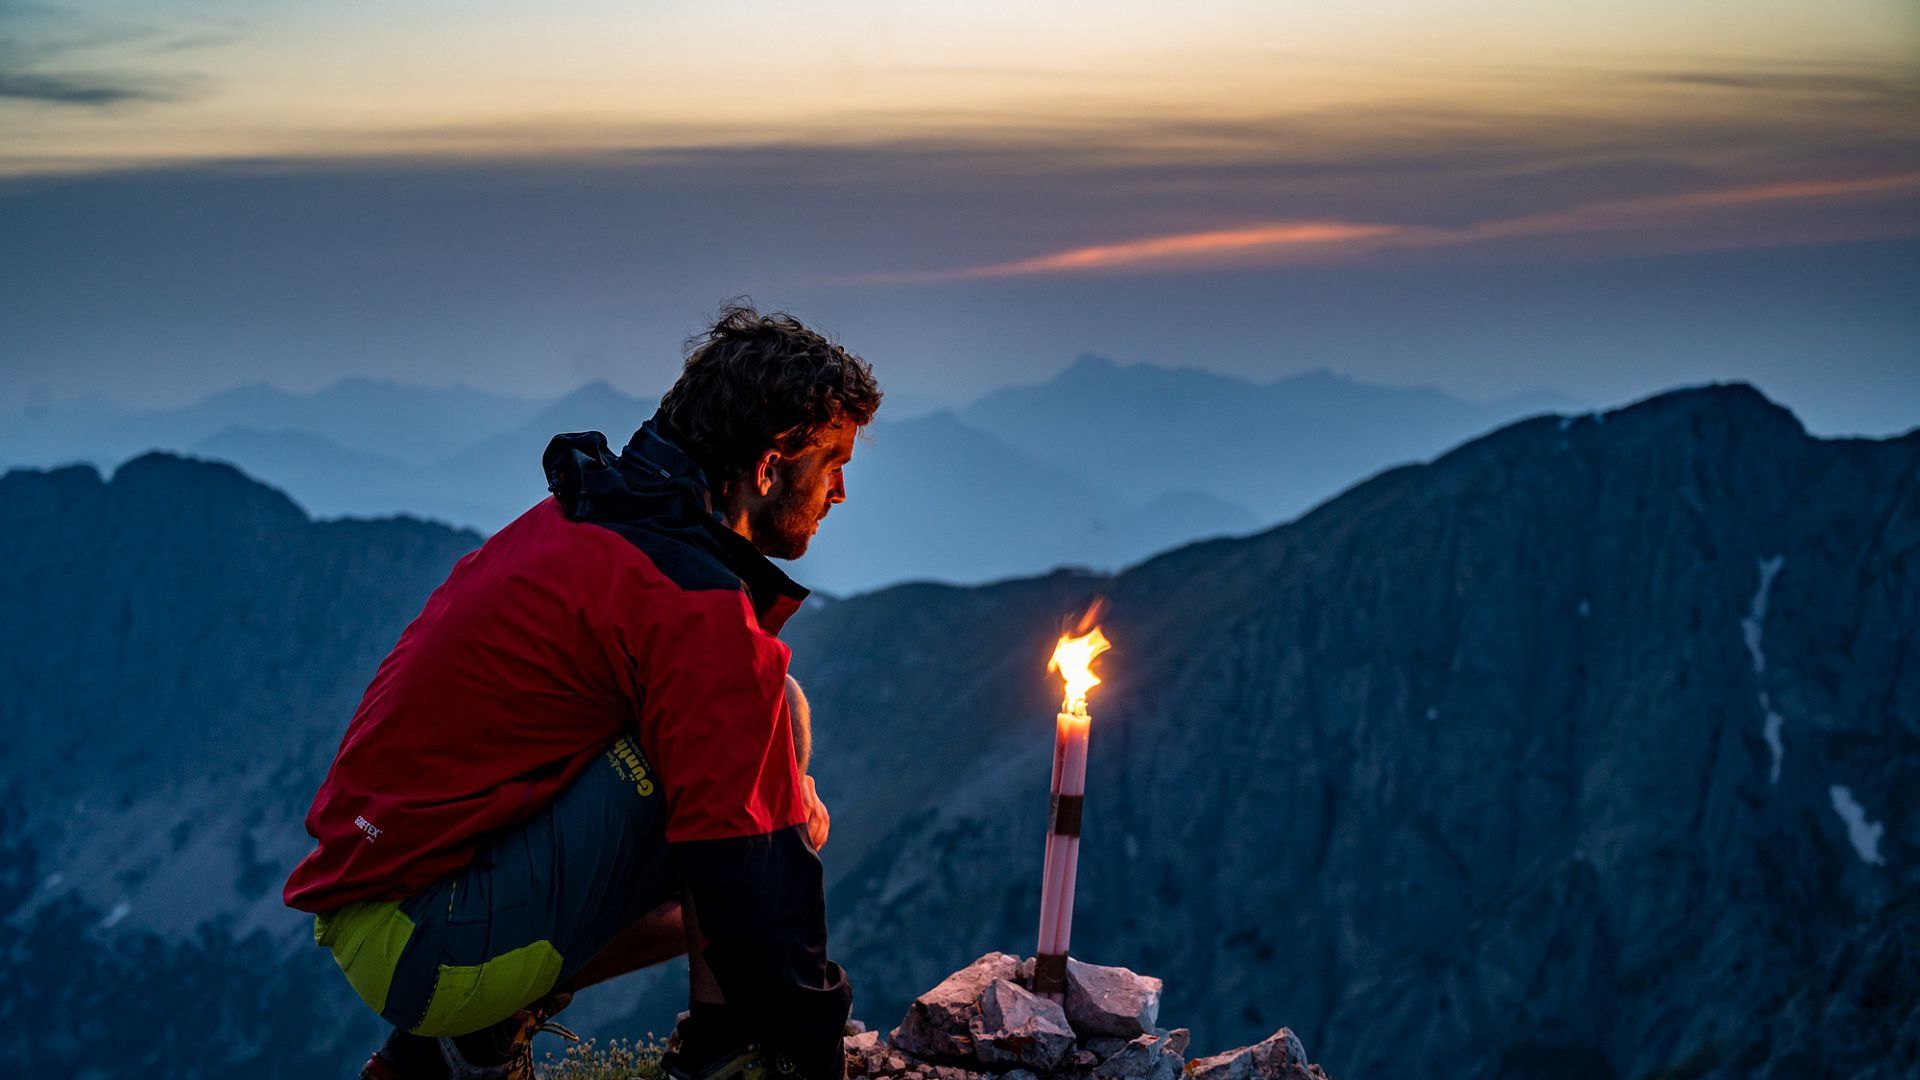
0, 69, 170, 105
0, 1, 201, 108
2, 52, 1914, 283
1452, 171, 1920, 244
869, 169, 1920, 281
144, 29, 242, 56
871, 222, 1404, 281
1638, 69, 1919, 101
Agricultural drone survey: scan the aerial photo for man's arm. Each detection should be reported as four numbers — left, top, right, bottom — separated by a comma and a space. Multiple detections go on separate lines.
786, 674, 811, 773
624, 588, 850, 1080
786, 675, 830, 850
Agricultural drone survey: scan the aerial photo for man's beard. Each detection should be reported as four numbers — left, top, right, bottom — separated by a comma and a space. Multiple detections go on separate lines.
751, 486, 819, 560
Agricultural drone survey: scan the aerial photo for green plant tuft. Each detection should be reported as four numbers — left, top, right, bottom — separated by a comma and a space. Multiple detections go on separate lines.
538, 1034, 668, 1080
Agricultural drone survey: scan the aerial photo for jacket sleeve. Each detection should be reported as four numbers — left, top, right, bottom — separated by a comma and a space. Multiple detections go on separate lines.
627, 586, 852, 1080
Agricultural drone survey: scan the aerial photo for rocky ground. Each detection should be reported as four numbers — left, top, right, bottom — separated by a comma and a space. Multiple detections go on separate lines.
845, 953, 1331, 1080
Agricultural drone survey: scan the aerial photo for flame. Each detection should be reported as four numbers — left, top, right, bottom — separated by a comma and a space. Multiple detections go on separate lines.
1049, 626, 1111, 715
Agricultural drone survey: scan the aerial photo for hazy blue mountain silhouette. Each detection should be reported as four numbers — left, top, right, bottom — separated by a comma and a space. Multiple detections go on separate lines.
161, 378, 541, 461
961, 355, 1584, 521
3, 383, 1911, 1077
191, 427, 422, 520
801, 410, 1259, 594
412, 379, 663, 528
1, 392, 137, 466
2, 363, 1579, 592
0, 378, 542, 470
46, 378, 1261, 595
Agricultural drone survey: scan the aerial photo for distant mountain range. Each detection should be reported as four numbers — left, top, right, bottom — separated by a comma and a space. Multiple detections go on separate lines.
13, 378, 546, 465
0, 361, 1581, 594
2, 383, 1912, 1078
959, 356, 1580, 523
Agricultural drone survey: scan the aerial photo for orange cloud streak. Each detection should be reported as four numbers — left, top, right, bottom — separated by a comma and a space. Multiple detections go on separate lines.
876, 169, 1920, 282
1670, 170, 1920, 209
948, 221, 1403, 279
1453, 169, 1920, 246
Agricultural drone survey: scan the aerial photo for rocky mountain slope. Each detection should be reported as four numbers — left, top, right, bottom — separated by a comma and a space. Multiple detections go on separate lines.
0, 383, 1911, 1077
786, 383, 1917, 1078
0, 455, 481, 1076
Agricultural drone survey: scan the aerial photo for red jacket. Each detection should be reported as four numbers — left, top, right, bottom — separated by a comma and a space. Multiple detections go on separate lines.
286, 418, 848, 1075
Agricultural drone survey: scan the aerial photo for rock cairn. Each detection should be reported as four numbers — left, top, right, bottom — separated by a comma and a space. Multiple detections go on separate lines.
844, 953, 1331, 1080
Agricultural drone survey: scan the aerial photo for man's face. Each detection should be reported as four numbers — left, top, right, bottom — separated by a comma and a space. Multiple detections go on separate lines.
750, 422, 856, 560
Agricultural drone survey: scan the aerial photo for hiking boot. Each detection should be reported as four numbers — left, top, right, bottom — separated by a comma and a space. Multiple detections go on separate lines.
661, 1004, 797, 1080
660, 1033, 813, 1080
359, 992, 577, 1080
660, 1041, 771, 1080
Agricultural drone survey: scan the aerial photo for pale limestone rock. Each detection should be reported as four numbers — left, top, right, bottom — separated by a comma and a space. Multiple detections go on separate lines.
969, 978, 1076, 1070
1186, 1029, 1308, 1080
1064, 959, 1163, 1040
891, 952, 1022, 1059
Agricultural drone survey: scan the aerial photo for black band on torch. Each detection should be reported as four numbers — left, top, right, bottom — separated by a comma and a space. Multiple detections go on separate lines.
1050, 794, 1084, 837
1033, 952, 1068, 993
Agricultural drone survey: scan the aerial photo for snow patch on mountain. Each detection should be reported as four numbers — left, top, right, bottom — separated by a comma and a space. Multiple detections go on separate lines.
1763, 712, 1785, 786
1741, 555, 1785, 675
1827, 785, 1887, 866
1740, 555, 1789, 785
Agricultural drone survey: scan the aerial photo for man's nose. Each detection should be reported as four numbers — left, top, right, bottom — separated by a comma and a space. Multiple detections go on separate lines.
828, 474, 846, 504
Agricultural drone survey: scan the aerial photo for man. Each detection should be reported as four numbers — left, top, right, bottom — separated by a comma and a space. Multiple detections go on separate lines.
283, 304, 879, 1080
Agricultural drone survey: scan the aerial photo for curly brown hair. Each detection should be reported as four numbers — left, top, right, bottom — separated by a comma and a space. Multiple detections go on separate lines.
657, 302, 882, 493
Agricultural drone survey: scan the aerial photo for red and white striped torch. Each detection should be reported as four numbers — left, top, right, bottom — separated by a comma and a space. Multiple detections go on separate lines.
1032, 622, 1111, 999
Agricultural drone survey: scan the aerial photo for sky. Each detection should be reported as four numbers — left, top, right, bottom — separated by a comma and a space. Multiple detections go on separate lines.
2, 0, 1917, 433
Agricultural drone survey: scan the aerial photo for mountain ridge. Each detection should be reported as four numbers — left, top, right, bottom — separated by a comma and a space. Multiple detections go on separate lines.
786, 378, 1916, 1076
0, 380, 1911, 1077
3, 362, 1598, 592
957, 353, 1591, 525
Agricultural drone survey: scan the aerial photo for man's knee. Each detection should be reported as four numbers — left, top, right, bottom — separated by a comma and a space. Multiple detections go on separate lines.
316, 898, 565, 1037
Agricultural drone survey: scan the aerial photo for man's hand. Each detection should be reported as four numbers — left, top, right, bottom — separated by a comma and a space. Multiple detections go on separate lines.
786, 674, 829, 849
802, 774, 830, 850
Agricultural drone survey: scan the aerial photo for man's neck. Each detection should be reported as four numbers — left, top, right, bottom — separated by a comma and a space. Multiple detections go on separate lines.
715, 498, 753, 544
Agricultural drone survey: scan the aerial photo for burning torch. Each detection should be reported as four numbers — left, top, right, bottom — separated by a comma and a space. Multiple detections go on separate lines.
1032, 620, 1111, 999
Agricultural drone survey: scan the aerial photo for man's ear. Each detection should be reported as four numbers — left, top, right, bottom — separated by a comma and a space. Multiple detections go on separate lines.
753, 449, 781, 497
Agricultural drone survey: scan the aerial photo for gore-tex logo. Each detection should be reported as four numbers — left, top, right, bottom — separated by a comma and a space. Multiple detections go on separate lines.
354, 815, 383, 842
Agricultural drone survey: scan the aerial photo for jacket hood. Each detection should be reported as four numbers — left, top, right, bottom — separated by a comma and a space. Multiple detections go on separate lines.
543, 414, 809, 633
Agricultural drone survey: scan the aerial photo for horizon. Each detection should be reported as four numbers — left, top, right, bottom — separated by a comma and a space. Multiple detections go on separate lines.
16, 357, 1919, 442
18, 361, 1877, 602
12, 377, 1859, 604
24, 352, 1587, 410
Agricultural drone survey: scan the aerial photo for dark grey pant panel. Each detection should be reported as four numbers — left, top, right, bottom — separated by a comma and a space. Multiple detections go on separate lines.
380, 734, 677, 1032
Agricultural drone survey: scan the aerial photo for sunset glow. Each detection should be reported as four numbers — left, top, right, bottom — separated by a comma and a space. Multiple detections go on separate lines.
4, 1, 1916, 174
3, 0, 1916, 429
